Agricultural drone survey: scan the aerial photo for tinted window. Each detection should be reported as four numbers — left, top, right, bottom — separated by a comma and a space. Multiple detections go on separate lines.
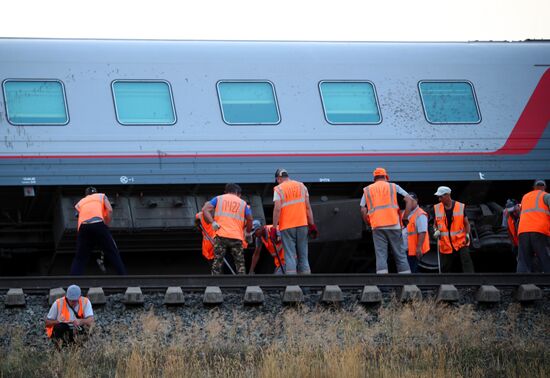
217, 81, 280, 125
419, 81, 481, 124
2, 80, 69, 125
319, 81, 381, 124
112, 81, 176, 125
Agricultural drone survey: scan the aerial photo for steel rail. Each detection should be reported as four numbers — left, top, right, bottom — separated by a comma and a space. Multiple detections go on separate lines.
1, 274, 549, 292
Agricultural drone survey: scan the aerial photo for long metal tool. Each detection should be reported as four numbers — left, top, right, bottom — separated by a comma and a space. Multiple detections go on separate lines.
269, 234, 286, 274
198, 223, 236, 275
435, 227, 442, 274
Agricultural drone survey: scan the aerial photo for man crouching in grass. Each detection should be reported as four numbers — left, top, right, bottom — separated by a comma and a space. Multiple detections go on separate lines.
45, 285, 94, 348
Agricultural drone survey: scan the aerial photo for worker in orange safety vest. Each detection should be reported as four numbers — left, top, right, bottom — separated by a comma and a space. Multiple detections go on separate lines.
195, 211, 215, 261
405, 193, 430, 273
70, 187, 127, 275
272, 168, 317, 275
249, 220, 286, 274
502, 199, 520, 257
433, 186, 474, 273
360, 167, 413, 274
202, 183, 253, 274
45, 285, 94, 347
517, 179, 550, 273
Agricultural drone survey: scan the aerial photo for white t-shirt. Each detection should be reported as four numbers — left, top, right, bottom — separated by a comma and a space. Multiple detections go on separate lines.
47, 297, 94, 321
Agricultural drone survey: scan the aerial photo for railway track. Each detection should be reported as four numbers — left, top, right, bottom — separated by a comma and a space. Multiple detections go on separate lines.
1, 273, 549, 293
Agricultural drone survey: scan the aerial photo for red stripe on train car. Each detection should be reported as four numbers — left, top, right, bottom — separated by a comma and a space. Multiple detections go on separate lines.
1, 69, 549, 160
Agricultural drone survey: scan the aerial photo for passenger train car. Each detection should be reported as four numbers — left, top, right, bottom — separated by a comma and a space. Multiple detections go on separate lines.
0, 39, 549, 275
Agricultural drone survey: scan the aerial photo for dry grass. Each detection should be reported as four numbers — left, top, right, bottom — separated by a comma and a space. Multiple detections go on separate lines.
1, 300, 549, 378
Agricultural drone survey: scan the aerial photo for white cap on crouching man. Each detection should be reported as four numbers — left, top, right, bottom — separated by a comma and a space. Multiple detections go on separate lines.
434, 186, 452, 196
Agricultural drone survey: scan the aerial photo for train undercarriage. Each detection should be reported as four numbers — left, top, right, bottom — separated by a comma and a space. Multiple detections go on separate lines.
0, 180, 526, 276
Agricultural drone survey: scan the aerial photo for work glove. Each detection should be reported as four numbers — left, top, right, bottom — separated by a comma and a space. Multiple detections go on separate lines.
194, 218, 201, 229
433, 229, 441, 239
269, 227, 281, 242
212, 221, 221, 231
308, 224, 319, 239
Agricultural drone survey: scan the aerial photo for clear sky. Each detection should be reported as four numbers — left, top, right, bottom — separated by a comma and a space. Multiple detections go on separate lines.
2, 0, 549, 41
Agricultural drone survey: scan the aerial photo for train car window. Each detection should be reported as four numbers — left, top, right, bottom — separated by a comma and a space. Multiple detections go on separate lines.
2, 80, 69, 125
111, 81, 176, 125
216, 81, 280, 125
318, 81, 382, 124
418, 81, 481, 124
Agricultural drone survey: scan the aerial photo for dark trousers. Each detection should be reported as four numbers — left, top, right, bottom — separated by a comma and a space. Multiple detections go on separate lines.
517, 232, 550, 273
440, 246, 475, 273
407, 255, 420, 273
52, 323, 75, 344
70, 222, 127, 275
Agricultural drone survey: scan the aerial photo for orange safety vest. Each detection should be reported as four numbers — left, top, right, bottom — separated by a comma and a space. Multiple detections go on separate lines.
214, 194, 247, 241
45, 296, 88, 338
274, 180, 308, 231
260, 225, 285, 267
504, 210, 519, 247
75, 193, 107, 230
196, 212, 215, 260
406, 207, 430, 256
518, 190, 550, 236
363, 181, 399, 228
434, 201, 468, 254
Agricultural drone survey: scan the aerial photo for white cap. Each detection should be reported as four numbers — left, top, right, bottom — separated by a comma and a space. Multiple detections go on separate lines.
434, 186, 452, 196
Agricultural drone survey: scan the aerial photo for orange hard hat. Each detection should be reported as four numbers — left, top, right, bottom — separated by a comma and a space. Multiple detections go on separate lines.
373, 167, 389, 180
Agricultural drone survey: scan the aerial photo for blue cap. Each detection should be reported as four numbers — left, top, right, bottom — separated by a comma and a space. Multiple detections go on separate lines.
66, 285, 81, 300
252, 220, 262, 233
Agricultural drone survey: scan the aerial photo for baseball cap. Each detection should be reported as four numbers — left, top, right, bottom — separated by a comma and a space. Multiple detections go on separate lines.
373, 167, 389, 180
252, 220, 262, 233
534, 179, 546, 187
434, 186, 452, 196
66, 285, 81, 301
275, 168, 288, 178
85, 186, 97, 196
408, 192, 418, 201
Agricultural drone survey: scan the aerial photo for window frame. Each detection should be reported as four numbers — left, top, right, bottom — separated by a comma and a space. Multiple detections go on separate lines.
2, 79, 70, 126
418, 80, 482, 125
318, 80, 383, 125
216, 80, 281, 126
111, 79, 177, 126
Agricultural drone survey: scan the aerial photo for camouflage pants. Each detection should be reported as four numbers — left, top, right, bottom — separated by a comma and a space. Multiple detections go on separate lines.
212, 236, 246, 275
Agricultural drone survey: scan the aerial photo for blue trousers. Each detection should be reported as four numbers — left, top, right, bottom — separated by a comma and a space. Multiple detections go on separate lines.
281, 226, 310, 274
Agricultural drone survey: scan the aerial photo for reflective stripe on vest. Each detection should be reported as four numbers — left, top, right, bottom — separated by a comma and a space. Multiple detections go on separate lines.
260, 225, 285, 267
75, 193, 106, 231
214, 194, 247, 241
434, 201, 468, 254
363, 181, 399, 228
45, 297, 87, 338
406, 207, 430, 256
275, 180, 308, 231
518, 190, 550, 236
